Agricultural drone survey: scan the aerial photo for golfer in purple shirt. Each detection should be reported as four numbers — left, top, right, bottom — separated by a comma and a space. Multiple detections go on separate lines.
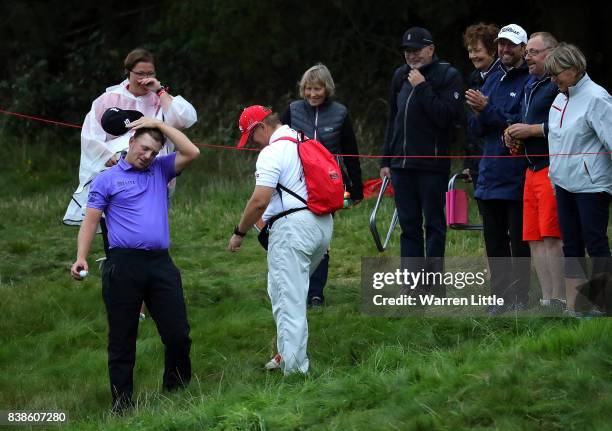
88, 149, 175, 250
70, 112, 200, 414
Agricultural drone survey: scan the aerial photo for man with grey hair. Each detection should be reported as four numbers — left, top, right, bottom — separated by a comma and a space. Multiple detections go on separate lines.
380, 27, 464, 298
504, 32, 565, 311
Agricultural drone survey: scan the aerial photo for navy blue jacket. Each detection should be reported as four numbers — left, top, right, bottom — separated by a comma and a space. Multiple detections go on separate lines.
463, 58, 500, 174
382, 56, 463, 173
469, 61, 531, 201
521, 75, 559, 171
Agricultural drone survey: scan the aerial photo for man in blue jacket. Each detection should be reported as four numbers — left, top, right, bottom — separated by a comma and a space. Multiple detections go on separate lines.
465, 24, 532, 314
504, 32, 565, 310
380, 27, 463, 297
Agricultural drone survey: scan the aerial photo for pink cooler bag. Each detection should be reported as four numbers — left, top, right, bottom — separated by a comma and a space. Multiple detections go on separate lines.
445, 173, 483, 230
446, 189, 469, 227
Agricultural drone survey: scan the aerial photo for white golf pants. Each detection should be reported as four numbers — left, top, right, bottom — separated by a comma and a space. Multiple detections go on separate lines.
267, 209, 333, 374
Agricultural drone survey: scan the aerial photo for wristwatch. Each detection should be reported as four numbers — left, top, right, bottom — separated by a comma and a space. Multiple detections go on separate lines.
233, 225, 247, 237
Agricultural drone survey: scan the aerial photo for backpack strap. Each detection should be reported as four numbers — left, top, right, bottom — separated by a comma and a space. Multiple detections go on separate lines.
267, 206, 307, 227
270, 134, 308, 205
271, 134, 305, 144
276, 183, 306, 205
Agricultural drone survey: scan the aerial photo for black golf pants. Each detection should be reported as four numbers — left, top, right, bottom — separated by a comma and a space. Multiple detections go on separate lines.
102, 248, 191, 404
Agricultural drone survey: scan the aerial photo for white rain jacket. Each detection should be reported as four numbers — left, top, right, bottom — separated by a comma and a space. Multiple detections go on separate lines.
63, 80, 197, 225
548, 73, 612, 195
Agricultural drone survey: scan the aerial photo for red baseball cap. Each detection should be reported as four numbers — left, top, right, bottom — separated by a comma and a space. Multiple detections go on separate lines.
237, 105, 272, 148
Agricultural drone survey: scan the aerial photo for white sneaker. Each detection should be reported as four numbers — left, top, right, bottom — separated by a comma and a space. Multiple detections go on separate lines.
265, 353, 282, 370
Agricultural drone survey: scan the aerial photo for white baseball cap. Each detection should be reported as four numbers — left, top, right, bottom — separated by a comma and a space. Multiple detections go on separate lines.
495, 24, 528, 45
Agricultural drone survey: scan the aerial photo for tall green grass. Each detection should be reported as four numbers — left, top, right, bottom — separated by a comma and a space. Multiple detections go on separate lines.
1, 136, 611, 430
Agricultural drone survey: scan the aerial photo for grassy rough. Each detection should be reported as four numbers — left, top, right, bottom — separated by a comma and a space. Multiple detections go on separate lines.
1, 137, 611, 430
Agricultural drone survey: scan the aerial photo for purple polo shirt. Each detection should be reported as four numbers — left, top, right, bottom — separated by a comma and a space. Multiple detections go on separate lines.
87, 153, 177, 250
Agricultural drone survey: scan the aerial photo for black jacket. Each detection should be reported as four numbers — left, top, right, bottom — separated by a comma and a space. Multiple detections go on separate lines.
382, 56, 464, 173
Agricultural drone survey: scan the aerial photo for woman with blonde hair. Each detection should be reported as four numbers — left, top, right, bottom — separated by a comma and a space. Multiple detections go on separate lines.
280, 63, 363, 308
545, 42, 612, 316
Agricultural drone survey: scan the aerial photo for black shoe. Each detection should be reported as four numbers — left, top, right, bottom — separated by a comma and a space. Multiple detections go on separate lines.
111, 396, 134, 416
163, 371, 191, 393
308, 296, 324, 308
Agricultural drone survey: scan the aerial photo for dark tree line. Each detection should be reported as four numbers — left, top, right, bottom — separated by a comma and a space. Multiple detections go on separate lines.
2, 0, 611, 149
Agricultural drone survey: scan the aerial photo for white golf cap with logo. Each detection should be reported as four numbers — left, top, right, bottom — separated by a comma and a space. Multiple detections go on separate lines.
495, 24, 528, 45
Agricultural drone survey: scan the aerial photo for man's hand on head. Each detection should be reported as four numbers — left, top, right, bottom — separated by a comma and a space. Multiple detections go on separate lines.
128, 117, 162, 130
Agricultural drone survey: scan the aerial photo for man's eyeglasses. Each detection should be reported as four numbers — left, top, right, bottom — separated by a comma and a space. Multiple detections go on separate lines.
525, 47, 551, 57
130, 69, 156, 78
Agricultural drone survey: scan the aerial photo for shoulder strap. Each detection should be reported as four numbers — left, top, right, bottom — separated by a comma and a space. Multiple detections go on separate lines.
270, 134, 307, 205
267, 206, 308, 227
271, 130, 307, 144
276, 183, 306, 204
272, 136, 299, 144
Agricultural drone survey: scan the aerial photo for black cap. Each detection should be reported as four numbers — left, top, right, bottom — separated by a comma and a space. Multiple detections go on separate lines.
101, 107, 143, 136
400, 27, 434, 49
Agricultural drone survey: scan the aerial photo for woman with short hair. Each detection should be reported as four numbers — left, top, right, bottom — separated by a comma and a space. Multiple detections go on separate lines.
280, 63, 363, 307
462, 23, 500, 184
545, 42, 612, 316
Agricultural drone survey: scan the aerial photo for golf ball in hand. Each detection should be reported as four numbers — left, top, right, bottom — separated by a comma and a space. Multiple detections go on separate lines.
79, 270, 88, 278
